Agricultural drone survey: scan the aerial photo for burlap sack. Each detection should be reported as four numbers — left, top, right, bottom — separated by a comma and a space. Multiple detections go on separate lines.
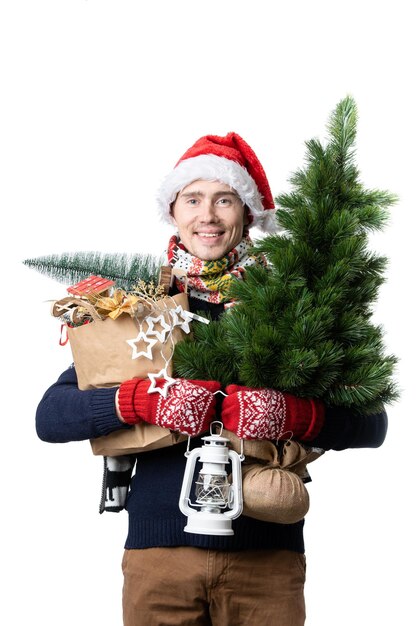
241, 463, 309, 524
223, 430, 323, 524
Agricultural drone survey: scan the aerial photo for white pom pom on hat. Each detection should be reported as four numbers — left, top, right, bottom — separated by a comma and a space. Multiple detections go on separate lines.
156, 132, 279, 232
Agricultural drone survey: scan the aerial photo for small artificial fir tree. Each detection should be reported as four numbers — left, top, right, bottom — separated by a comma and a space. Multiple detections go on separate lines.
173, 96, 398, 415
24, 251, 162, 291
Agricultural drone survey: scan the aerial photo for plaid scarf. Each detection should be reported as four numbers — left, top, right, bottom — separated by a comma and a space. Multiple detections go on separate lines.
167, 234, 267, 307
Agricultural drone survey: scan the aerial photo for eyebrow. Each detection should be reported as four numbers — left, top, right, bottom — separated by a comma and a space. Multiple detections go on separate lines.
179, 190, 240, 199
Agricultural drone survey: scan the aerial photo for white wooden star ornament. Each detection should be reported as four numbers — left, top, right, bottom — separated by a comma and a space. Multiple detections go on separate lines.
168, 306, 181, 328
169, 305, 191, 333
126, 329, 158, 360
145, 314, 172, 343
147, 368, 178, 398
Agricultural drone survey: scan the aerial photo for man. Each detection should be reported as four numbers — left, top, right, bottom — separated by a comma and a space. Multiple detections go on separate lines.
36, 132, 387, 626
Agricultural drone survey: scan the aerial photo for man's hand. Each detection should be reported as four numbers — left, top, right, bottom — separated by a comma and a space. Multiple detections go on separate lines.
117, 377, 221, 437
221, 384, 325, 441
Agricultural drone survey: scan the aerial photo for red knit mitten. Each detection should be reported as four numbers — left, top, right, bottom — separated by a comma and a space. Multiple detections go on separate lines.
222, 384, 325, 441
118, 377, 221, 437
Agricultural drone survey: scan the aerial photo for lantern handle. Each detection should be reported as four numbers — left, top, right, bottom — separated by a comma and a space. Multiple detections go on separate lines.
210, 421, 223, 436
239, 438, 245, 461
185, 435, 192, 456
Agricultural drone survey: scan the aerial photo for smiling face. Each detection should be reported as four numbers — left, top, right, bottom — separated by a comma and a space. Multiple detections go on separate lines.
171, 180, 248, 260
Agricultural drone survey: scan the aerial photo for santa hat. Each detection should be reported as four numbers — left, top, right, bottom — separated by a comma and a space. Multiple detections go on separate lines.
156, 132, 278, 232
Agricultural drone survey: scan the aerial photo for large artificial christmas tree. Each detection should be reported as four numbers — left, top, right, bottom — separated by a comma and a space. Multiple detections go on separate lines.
173, 96, 398, 415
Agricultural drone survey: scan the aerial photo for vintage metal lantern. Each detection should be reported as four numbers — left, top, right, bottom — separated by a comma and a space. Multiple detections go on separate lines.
179, 422, 244, 536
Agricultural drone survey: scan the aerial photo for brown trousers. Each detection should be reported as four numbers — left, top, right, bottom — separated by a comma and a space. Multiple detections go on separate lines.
122, 547, 306, 626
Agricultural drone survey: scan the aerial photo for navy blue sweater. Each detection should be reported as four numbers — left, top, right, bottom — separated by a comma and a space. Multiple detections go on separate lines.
36, 295, 388, 553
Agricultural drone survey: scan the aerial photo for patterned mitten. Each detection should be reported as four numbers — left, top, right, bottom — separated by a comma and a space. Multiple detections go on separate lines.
222, 384, 325, 441
118, 377, 221, 436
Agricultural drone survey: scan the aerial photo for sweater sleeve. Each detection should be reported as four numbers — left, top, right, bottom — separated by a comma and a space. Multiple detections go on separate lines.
36, 365, 131, 443
308, 405, 388, 451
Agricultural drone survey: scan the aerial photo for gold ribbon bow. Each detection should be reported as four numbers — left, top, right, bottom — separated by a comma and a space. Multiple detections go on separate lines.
88, 290, 143, 320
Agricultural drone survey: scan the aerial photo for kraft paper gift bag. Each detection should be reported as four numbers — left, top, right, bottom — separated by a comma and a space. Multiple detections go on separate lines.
53, 291, 189, 455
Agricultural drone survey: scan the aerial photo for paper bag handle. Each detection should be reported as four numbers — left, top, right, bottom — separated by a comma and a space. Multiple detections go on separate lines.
158, 265, 189, 295
51, 296, 103, 322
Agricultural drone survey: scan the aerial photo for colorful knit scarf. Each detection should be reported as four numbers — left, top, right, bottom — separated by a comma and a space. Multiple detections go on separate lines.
167, 234, 267, 306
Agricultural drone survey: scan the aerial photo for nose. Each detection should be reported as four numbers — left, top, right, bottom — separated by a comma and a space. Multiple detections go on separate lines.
199, 198, 218, 222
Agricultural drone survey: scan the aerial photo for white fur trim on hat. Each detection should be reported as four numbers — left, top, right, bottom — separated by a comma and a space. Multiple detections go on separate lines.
156, 154, 278, 231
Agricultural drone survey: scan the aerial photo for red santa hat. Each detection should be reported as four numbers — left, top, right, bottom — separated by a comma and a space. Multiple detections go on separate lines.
156, 132, 277, 232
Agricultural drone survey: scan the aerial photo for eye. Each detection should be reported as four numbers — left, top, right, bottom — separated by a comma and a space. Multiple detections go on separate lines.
217, 197, 232, 205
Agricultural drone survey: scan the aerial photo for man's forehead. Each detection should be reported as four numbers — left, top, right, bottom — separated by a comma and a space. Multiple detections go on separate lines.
178, 179, 237, 197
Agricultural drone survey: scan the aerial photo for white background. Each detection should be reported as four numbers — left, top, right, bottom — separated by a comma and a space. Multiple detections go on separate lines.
1, 1, 415, 624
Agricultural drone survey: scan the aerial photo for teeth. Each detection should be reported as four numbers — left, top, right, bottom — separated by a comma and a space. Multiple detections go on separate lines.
197, 233, 222, 238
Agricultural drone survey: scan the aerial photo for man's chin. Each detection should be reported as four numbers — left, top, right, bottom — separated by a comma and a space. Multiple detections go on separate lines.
187, 240, 230, 261
192, 245, 230, 261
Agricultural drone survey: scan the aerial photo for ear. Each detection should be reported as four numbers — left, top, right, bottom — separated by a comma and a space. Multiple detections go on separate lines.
169, 201, 178, 226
